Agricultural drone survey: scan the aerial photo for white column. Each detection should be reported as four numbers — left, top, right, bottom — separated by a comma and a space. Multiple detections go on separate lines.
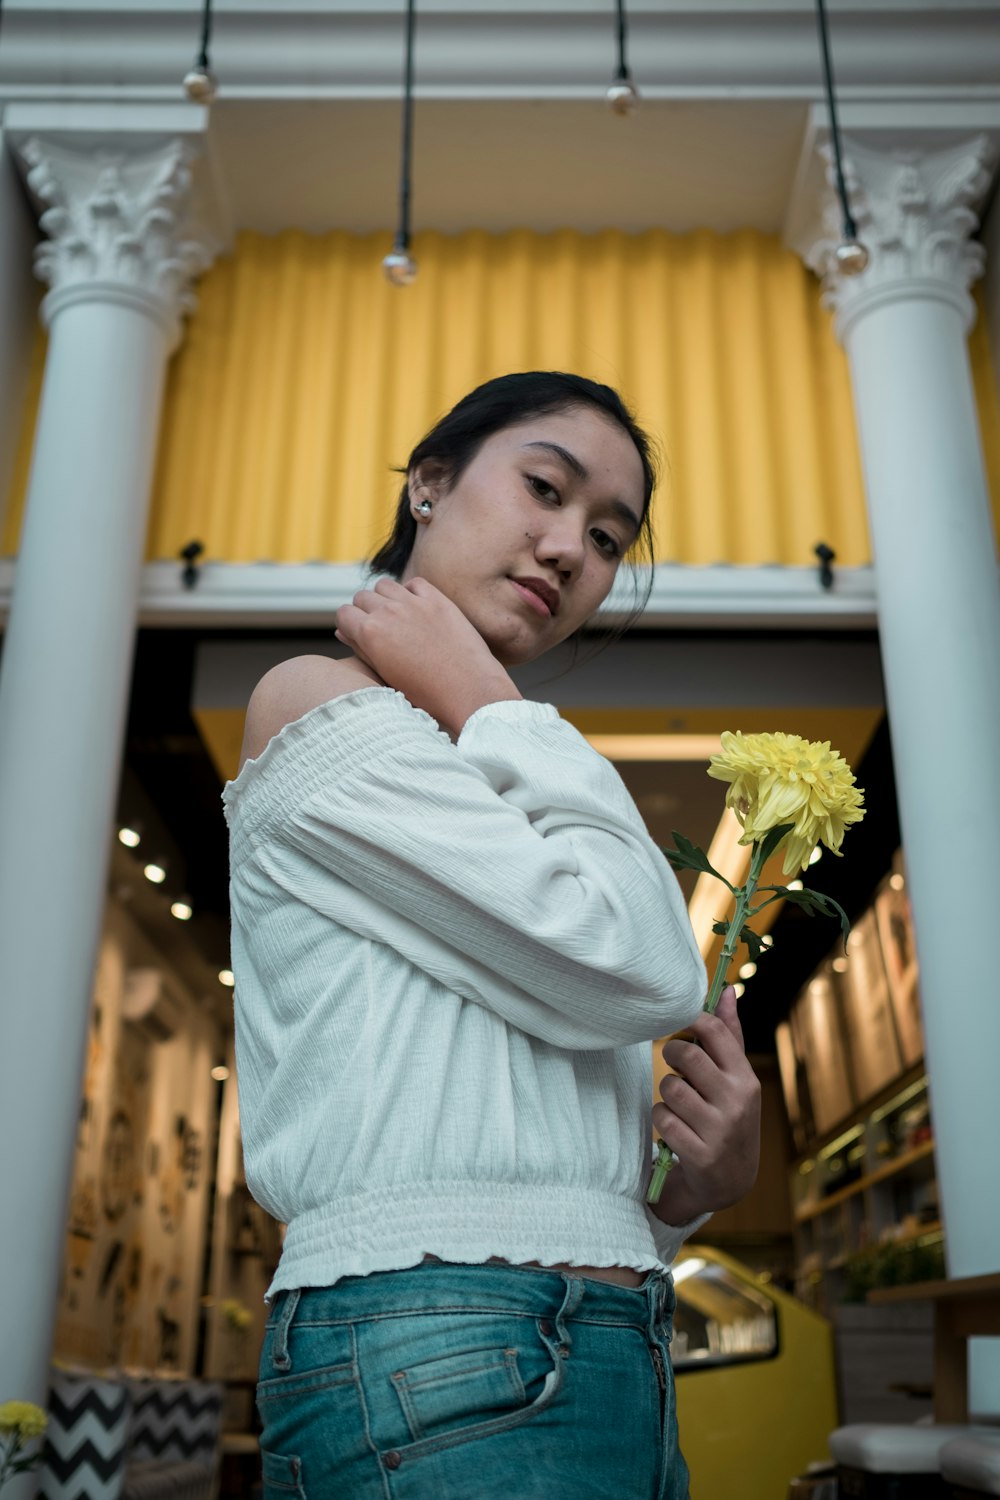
0, 136, 214, 1427
794, 135, 1000, 1409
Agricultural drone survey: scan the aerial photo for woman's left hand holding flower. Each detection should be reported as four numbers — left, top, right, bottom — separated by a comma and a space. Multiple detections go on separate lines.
649, 987, 762, 1228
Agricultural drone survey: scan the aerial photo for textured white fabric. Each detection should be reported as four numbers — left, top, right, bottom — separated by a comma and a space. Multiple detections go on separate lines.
222, 686, 710, 1297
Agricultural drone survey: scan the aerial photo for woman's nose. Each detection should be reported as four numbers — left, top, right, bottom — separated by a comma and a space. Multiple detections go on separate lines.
537, 520, 586, 577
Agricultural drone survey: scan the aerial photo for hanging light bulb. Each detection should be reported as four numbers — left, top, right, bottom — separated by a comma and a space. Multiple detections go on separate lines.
815, 0, 869, 276
383, 0, 419, 286
184, 0, 219, 103
606, 0, 640, 115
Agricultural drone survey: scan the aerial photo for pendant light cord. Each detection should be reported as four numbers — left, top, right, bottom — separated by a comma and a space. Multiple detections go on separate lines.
396, 0, 417, 251
815, 0, 858, 241
614, 0, 630, 82
197, 0, 213, 70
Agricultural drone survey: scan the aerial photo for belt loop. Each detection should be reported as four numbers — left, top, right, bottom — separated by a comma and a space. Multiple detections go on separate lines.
554, 1274, 585, 1355
273, 1288, 301, 1371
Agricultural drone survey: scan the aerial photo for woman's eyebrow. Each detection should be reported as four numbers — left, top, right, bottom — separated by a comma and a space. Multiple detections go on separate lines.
522, 439, 589, 480
521, 440, 642, 538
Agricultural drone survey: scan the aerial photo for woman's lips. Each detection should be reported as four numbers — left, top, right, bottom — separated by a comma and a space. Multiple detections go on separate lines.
509, 579, 553, 618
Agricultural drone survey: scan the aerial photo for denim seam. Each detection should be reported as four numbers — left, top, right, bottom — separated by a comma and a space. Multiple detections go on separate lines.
287, 1307, 649, 1331
350, 1324, 393, 1500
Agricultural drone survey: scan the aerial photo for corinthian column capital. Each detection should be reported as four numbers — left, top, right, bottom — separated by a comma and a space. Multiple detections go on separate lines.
788, 131, 995, 341
20, 135, 218, 348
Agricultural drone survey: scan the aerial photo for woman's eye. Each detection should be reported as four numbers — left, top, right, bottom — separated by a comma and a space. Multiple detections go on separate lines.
528, 474, 559, 502
592, 529, 622, 559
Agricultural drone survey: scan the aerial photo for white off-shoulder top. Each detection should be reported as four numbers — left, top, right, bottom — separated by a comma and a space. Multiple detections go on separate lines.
222, 687, 709, 1298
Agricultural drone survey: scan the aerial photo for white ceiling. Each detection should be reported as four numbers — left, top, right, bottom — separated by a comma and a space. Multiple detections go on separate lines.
209, 97, 809, 234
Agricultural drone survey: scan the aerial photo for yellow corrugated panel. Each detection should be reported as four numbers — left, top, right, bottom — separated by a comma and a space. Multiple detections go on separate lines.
1, 324, 47, 557
4, 229, 999, 566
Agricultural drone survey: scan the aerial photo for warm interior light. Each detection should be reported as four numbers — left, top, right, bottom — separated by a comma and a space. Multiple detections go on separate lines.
143, 863, 167, 885
808, 846, 823, 866
118, 826, 141, 848
732, 982, 745, 999
760, 933, 774, 950
739, 961, 757, 980
687, 809, 750, 957
671, 1256, 707, 1285
218, 969, 235, 987
171, 899, 193, 921
890, 872, 905, 891
584, 733, 723, 762
832, 956, 849, 973
787, 879, 804, 892
211, 1064, 230, 1082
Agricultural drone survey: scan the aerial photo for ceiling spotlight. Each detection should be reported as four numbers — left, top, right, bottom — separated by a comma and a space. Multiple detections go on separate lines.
606, 0, 641, 114
118, 826, 142, 849
383, 245, 418, 287
383, 0, 418, 286
787, 879, 804, 892
143, 862, 167, 885
184, 0, 219, 102
732, 982, 746, 999
760, 933, 775, 949
171, 898, 193, 921
606, 79, 640, 116
218, 969, 235, 988
183, 64, 218, 103
835, 239, 870, 276
814, 0, 870, 275
808, 846, 823, 866
889, 872, 905, 891
739, 961, 757, 980
832, 956, 849, 972
211, 1063, 230, 1082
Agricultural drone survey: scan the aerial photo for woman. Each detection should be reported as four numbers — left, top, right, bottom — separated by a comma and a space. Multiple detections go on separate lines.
223, 372, 761, 1499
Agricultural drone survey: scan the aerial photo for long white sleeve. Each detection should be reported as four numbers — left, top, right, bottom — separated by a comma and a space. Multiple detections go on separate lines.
228, 686, 706, 1051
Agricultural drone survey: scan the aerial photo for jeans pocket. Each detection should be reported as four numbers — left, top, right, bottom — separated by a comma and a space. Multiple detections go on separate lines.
261, 1448, 306, 1499
392, 1344, 526, 1442
370, 1313, 565, 1461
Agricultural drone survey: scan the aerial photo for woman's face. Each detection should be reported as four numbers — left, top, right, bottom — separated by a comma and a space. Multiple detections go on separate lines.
401, 407, 647, 666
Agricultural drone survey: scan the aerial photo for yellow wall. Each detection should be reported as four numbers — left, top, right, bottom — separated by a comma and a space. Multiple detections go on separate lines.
4, 228, 1000, 565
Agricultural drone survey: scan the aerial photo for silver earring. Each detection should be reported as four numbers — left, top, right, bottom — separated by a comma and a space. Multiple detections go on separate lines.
416, 499, 432, 516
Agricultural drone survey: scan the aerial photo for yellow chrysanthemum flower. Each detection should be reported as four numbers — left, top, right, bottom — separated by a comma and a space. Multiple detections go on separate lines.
221, 1299, 253, 1330
0, 1400, 48, 1440
708, 730, 865, 876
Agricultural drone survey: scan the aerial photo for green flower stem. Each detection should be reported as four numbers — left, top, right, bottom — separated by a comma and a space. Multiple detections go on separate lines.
0, 1434, 20, 1491
647, 835, 771, 1206
704, 836, 769, 1014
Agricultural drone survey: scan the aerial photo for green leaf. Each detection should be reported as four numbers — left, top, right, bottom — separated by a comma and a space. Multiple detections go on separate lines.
739, 925, 766, 961
663, 832, 728, 884
778, 885, 852, 945
754, 822, 796, 866
711, 919, 730, 937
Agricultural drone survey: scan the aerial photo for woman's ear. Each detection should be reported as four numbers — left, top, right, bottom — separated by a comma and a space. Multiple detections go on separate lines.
408, 458, 450, 510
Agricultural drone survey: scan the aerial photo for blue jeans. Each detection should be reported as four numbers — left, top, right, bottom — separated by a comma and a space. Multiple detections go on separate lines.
257, 1261, 689, 1500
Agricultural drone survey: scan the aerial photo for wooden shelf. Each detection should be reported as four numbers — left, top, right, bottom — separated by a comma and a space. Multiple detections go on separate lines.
795, 1140, 936, 1222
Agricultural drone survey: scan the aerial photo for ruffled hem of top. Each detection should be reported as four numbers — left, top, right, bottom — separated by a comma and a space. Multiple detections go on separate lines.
262, 1179, 704, 1299
222, 685, 425, 809
223, 687, 564, 820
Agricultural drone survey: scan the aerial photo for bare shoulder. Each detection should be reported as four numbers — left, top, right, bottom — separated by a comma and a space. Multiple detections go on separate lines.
239, 655, 382, 773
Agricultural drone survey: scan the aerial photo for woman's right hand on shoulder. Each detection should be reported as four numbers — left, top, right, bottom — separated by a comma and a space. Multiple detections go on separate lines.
334, 577, 522, 737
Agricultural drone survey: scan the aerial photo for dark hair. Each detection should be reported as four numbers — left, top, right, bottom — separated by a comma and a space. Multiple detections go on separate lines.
366, 371, 657, 640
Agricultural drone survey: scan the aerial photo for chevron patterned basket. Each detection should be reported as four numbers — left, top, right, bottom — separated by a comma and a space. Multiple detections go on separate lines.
38, 1372, 131, 1500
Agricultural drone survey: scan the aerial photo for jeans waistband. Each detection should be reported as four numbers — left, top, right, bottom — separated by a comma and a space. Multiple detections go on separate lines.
265, 1259, 676, 1332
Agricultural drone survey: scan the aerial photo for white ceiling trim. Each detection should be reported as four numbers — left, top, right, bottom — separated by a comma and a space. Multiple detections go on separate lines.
0, 558, 880, 629
0, 6, 998, 100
